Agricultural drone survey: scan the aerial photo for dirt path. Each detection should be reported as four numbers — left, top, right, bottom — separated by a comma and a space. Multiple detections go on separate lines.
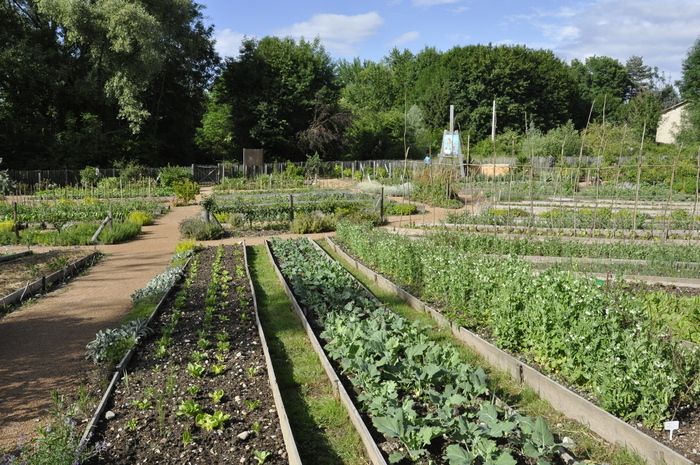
0, 203, 200, 451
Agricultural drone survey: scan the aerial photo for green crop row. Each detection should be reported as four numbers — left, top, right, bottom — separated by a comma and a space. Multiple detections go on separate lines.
270, 238, 564, 465
335, 223, 700, 429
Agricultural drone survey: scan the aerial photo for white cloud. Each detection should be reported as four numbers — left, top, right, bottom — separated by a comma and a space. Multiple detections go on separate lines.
277, 12, 383, 56
412, 0, 459, 5
516, 0, 700, 80
214, 28, 246, 58
388, 31, 420, 46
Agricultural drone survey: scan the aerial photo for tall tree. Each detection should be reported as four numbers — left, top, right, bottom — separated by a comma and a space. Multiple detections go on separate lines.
678, 37, 700, 144
216, 37, 341, 161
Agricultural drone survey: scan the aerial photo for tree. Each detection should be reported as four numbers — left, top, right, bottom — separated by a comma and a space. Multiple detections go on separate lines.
195, 85, 234, 159
570, 56, 631, 126
678, 37, 700, 144
216, 37, 339, 161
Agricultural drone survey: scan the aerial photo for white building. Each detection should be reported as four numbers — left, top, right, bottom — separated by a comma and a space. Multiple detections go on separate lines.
655, 101, 688, 144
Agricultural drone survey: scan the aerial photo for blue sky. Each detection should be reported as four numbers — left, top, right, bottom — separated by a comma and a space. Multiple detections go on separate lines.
199, 0, 700, 82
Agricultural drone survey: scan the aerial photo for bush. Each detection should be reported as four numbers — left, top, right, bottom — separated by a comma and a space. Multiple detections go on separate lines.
174, 240, 198, 258
290, 212, 336, 234
80, 166, 100, 187
131, 266, 184, 302
159, 165, 193, 187
671, 210, 693, 230
100, 221, 141, 244
0, 219, 14, 232
85, 318, 152, 365
127, 210, 154, 226
179, 218, 224, 240
97, 176, 120, 190
384, 203, 418, 216
174, 180, 200, 204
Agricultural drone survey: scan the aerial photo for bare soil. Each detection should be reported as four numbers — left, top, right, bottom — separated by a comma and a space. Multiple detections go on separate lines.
94, 245, 286, 464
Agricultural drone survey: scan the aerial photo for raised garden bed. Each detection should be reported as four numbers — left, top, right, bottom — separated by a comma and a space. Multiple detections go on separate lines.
326, 235, 699, 465
0, 250, 101, 311
88, 244, 299, 464
267, 237, 572, 465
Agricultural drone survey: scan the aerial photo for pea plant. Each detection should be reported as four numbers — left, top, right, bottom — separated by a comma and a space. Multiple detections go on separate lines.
335, 223, 700, 429
270, 238, 562, 464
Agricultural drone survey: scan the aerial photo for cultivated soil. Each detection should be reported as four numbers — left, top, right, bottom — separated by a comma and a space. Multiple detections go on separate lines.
0, 249, 87, 297
94, 245, 287, 464
0, 201, 200, 452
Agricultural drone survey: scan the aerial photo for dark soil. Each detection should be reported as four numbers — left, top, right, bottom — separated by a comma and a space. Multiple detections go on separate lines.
93, 245, 287, 464
619, 281, 700, 297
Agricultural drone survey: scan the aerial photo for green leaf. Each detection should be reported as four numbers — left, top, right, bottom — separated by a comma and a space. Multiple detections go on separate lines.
445, 444, 474, 465
388, 451, 404, 463
478, 403, 499, 425
494, 450, 517, 465
531, 417, 555, 447
372, 413, 403, 439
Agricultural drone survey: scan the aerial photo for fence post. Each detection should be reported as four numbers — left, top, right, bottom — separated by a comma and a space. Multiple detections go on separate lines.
289, 194, 294, 223
13, 202, 19, 241
380, 187, 385, 223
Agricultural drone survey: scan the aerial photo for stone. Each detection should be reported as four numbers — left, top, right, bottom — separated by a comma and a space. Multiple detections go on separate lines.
237, 431, 250, 441
105, 411, 116, 420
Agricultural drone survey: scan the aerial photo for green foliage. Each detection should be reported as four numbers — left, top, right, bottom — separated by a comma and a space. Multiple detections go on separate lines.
85, 318, 152, 366
290, 212, 336, 234
217, 36, 341, 161
80, 166, 100, 187
270, 237, 561, 464
195, 84, 235, 159
383, 203, 418, 216
100, 221, 142, 244
9, 391, 95, 465
173, 180, 200, 204
158, 166, 193, 188
127, 210, 154, 226
179, 218, 224, 240
195, 411, 231, 431
336, 224, 700, 428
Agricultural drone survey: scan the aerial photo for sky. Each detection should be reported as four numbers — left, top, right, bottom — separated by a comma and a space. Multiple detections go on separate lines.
198, 0, 700, 83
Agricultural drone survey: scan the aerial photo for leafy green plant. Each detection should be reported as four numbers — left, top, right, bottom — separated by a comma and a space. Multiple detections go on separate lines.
208, 389, 225, 404
211, 364, 227, 376
179, 217, 224, 240
195, 410, 231, 431
244, 399, 261, 412
187, 362, 206, 378
177, 399, 203, 418
173, 179, 200, 204
186, 385, 201, 396
125, 417, 138, 431
132, 398, 151, 410
182, 428, 194, 446
253, 450, 272, 464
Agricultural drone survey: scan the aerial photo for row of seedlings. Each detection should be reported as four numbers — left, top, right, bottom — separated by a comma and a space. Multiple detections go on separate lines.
268, 237, 565, 465
92, 245, 290, 464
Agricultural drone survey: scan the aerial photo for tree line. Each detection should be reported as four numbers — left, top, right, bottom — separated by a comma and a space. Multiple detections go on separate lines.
2, 0, 700, 168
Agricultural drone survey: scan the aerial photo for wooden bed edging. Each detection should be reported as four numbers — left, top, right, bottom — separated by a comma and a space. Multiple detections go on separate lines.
264, 239, 388, 465
325, 237, 694, 465
0, 250, 33, 263
243, 241, 303, 465
0, 251, 101, 309
77, 258, 191, 452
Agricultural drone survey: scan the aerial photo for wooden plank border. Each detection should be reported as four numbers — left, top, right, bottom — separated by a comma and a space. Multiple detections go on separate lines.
325, 237, 694, 465
265, 239, 388, 465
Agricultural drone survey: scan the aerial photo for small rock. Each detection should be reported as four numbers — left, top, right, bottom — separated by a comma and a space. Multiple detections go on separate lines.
562, 436, 575, 449
105, 411, 116, 420
234, 395, 241, 403
237, 431, 251, 441
239, 457, 246, 463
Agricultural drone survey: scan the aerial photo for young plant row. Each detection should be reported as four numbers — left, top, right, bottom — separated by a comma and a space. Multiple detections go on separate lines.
427, 230, 700, 264
270, 238, 563, 465
335, 223, 700, 429
93, 245, 285, 464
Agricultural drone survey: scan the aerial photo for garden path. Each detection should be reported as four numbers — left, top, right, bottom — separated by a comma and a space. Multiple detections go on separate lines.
0, 202, 200, 452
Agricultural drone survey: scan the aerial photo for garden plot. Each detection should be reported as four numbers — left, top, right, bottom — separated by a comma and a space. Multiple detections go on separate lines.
0, 198, 167, 246
334, 223, 700, 462
92, 245, 290, 464
0, 249, 99, 309
268, 237, 566, 465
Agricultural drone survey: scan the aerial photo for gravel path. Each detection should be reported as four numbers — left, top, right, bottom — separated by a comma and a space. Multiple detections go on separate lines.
0, 203, 200, 452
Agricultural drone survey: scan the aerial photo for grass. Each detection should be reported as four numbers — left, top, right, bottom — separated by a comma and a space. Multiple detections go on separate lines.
247, 245, 369, 465
317, 238, 647, 465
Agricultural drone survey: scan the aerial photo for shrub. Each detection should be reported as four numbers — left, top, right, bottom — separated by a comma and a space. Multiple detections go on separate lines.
159, 165, 193, 187
174, 180, 200, 204
384, 203, 418, 216
131, 266, 184, 302
0, 219, 14, 232
290, 212, 336, 234
671, 210, 692, 230
80, 166, 100, 187
97, 176, 120, 190
85, 318, 152, 365
179, 218, 224, 240
100, 221, 141, 244
127, 210, 154, 226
